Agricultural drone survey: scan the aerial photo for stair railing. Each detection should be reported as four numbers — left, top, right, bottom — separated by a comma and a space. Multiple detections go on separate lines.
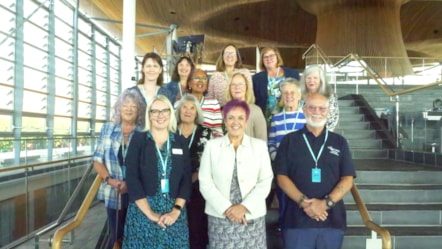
51, 174, 101, 249
351, 184, 392, 249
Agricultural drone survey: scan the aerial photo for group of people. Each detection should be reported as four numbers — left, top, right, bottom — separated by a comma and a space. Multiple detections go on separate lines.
92, 44, 355, 249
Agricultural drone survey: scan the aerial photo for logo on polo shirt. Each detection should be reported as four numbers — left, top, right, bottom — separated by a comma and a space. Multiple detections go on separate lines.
327, 146, 340, 156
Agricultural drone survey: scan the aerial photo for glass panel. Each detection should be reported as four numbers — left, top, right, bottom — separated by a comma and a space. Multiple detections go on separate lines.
0, 59, 14, 85
78, 85, 92, 102
21, 116, 46, 132
54, 38, 73, 63
22, 91, 47, 114
95, 75, 106, 92
54, 97, 72, 116
24, 0, 48, 27
53, 116, 71, 135
54, 1, 73, 23
0, 114, 12, 133
78, 50, 92, 71
0, 85, 13, 110
78, 33, 91, 55
0, 1, 16, 12
77, 120, 90, 133
23, 67, 48, 93
78, 67, 91, 86
54, 57, 73, 79
54, 18, 73, 42
95, 122, 104, 134
96, 90, 107, 105
55, 77, 73, 98
96, 105, 107, 120
77, 17, 92, 37
0, 8, 15, 38
77, 102, 91, 118
23, 22, 48, 51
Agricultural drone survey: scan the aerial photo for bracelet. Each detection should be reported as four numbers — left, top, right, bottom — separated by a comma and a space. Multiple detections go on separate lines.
297, 194, 306, 207
173, 204, 182, 211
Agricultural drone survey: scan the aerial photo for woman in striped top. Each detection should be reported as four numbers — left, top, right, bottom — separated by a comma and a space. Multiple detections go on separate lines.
188, 69, 224, 137
268, 77, 306, 160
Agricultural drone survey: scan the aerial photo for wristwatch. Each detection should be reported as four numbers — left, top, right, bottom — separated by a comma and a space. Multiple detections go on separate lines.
325, 195, 335, 208
104, 175, 112, 183
173, 204, 182, 211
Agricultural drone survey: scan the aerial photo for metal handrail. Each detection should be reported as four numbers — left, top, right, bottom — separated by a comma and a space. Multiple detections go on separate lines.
351, 184, 391, 249
51, 174, 102, 249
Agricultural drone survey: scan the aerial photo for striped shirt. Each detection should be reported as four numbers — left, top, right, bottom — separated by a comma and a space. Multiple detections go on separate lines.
268, 110, 306, 160
200, 97, 224, 137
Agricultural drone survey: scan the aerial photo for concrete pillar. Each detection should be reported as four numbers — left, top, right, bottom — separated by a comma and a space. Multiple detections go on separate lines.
122, 0, 136, 90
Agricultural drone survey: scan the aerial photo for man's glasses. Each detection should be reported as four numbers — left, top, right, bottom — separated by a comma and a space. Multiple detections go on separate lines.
150, 108, 171, 116
305, 105, 329, 113
191, 77, 208, 82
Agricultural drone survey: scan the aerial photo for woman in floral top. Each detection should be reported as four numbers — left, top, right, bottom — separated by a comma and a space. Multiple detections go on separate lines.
175, 94, 213, 249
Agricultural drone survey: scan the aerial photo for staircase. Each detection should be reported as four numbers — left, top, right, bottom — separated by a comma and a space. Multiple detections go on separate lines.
335, 96, 442, 249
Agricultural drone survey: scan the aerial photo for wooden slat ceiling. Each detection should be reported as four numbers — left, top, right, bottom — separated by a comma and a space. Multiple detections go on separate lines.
80, 0, 442, 69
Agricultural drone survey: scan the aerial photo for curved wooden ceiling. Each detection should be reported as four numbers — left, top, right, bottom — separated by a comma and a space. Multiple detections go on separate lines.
81, 0, 442, 69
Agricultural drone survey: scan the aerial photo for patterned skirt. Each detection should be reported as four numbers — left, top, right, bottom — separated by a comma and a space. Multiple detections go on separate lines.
207, 215, 266, 249
122, 194, 189, 249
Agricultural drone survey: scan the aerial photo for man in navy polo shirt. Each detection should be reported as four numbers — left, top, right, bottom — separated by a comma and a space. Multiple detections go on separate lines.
274, 93, 356, 249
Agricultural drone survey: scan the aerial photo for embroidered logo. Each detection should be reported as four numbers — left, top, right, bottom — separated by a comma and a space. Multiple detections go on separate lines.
327, 146, 340, 156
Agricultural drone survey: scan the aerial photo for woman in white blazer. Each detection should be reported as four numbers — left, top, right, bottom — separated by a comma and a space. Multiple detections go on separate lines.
199, 99, 273, 249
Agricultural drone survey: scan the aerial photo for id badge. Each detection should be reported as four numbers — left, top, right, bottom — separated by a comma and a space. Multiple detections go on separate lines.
161, 178, 170, 193
312, 168, 321, 183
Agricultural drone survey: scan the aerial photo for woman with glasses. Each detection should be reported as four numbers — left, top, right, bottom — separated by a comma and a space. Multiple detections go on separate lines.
299, 66, 339, 131
188, 68, 224, 137
199, 100, 273, 249
175, 94, 213, 249
165, 56, 195, 104
93, 88, 145, 249
252, 47, 300, 124
123, 95, 192, 249
129, 52, 174, 106
225, 72, 267, 141
207, 44, 252, 107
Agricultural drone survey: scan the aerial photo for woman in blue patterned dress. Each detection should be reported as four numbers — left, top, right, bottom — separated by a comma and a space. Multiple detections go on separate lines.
123, 95, 192, 249
199, 100, 274, 249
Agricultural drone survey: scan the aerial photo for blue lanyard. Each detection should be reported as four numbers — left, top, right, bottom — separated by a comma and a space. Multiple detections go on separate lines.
155, 138, 170, 177
302, 130, 328, 168
283, 109, 300, 132
179, 126, 196, 149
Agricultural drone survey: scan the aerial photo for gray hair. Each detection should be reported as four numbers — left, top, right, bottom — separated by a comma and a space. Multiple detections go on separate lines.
111, 88, 145, 127
175, 94, 204, 125
143, 95, 177, 132
299, 66, 333, 98
279, 77, 301, 95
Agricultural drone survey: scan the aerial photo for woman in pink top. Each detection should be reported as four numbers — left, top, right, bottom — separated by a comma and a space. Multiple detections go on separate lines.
207, 44, 252, 107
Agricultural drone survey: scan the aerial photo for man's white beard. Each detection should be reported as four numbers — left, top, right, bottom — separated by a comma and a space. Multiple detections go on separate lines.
306, 115, 327, 128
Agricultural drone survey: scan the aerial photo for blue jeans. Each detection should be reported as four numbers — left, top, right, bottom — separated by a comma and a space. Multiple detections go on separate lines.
283, 228, 344, 249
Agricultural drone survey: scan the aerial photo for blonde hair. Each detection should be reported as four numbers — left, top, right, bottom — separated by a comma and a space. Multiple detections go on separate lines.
143, 95, 177, 132
225, 72, 255, 104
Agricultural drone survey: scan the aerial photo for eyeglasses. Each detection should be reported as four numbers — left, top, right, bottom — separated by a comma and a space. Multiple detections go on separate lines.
230, 83, 246, 88
150, 108, 171, 116
305, 105, 329, 113
224, 51, 237, 56
263, 54, 276, 60
191, 77, 208, 82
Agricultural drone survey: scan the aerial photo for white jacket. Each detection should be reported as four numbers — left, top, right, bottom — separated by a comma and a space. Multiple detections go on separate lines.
199, 134, 273, 220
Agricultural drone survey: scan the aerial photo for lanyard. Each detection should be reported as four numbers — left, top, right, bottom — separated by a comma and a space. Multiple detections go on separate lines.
199, 96, 205, 106
155, 138, 170, 177
178, 82, 186, 98
302, 129, 328, 168
179, 126, 197, 149
283, 109, 300, 132
224, 70, 231, 83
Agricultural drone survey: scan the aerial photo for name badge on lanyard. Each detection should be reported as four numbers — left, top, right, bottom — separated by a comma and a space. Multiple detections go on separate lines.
161, 178, 170, 193
312, 168, 321, 183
